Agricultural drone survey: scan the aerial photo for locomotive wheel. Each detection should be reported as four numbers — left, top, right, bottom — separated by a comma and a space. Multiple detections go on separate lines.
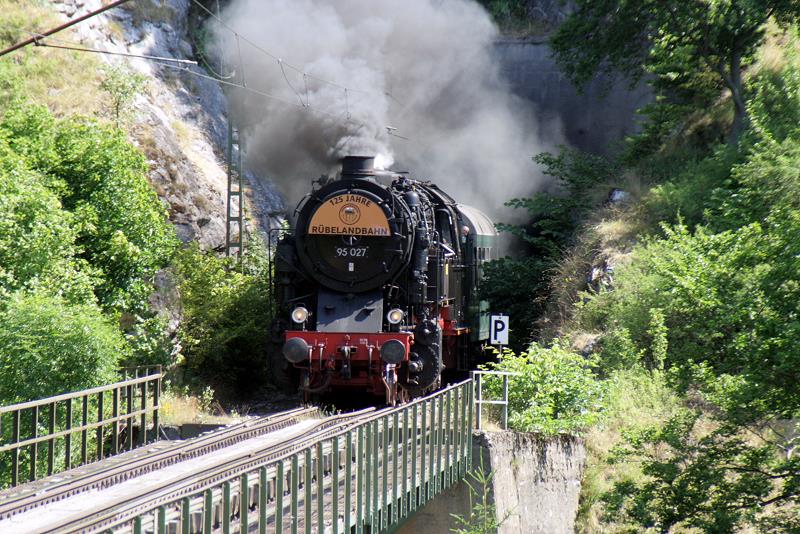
403, 343, 442, 398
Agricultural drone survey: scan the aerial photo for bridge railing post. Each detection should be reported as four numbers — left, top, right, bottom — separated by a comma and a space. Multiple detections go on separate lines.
0, 367, 163, 490
96, 379, 479, 534
470, 370, 518, 431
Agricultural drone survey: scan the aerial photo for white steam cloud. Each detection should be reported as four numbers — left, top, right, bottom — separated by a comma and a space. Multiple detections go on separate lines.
212, 0, 561, 214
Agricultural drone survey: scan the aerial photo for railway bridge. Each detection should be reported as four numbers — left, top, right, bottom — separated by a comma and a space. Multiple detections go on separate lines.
0, 370, 511, 533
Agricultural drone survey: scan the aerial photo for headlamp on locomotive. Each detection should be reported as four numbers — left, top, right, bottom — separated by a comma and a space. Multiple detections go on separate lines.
270, 156, 497, 404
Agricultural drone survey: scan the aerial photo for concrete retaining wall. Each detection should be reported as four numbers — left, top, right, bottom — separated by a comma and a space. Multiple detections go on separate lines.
397, 431, 586, 534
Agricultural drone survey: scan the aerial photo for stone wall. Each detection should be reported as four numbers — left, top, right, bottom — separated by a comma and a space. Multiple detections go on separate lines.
397, 431, 586, 534
494, 39, 650, 154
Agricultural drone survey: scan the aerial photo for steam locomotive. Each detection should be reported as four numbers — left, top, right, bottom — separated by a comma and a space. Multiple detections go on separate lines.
270, 156, 497, 404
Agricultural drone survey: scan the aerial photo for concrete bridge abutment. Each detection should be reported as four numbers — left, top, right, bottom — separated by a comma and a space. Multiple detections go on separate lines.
397, 431, 586, 534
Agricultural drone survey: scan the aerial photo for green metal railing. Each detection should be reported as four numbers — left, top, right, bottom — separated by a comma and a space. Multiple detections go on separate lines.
471, 370, 518, 430
110, 379, 474, 534
0, 368, 162, 489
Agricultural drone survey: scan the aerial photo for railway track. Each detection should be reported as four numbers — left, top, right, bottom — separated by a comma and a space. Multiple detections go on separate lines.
0, 407, 383, 533
0, 406, 317, 523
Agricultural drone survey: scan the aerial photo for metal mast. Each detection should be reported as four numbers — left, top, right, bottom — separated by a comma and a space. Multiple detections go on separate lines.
218, 0, 244, 260
225, 122, 244, 259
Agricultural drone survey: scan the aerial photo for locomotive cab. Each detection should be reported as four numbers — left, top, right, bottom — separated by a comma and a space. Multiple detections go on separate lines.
271, 156, 497, 404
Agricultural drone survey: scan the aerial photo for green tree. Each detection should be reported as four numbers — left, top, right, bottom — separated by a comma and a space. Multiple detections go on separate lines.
0, 138, 96, 303
0, 293, 123, 404
584, 213, 800, 420
551, 0, 800, 142
606, 409, 800, 532
0, 105, 178, 311
481, 148, 617, 348
579, 53, 800, 531
50, 118, 177, 310
99, 64, 147, 128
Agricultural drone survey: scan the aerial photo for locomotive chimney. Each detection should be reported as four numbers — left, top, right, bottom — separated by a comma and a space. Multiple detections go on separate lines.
340, 156, 375, 178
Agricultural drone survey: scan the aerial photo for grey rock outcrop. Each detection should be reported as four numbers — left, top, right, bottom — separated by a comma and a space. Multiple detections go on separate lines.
52, 0, 284, 249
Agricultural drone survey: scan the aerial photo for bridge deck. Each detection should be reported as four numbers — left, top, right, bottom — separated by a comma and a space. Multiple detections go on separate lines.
112, 380, 473, 534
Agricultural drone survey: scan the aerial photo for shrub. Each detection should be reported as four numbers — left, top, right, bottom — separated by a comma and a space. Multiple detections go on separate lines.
479, 256, 549, 349
605, 408, 800, 533
52, 118, 177, 310
0, 293, 123, 404
481, 341, 604, 435
174, 242, 273, 399
715, 136, 800, 230
123, 314, 175, 369
482, 148, 618, 348
583, 211, 800, 419
99, 64, 148, 127
577, 367, 683, 533
642, 145, 740, 230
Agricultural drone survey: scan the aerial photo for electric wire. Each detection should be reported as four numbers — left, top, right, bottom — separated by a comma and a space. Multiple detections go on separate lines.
195, 53, 237, 80
156, 60, 347, 121
189, 0, 356, 93
29, 33, 197, 66
0, 0, 132, 58
279, 59, 306, 107
188, 0, 403, 105
21, 13, 411, 145
25, 30, 403, 143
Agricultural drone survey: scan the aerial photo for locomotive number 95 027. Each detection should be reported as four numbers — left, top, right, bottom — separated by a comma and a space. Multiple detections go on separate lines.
335, 247, 368, 257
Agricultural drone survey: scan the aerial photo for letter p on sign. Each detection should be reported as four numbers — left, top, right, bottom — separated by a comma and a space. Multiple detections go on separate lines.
490, 315, 509, 346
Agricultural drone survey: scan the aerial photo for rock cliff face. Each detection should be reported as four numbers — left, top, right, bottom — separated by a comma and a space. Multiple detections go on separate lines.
398, 431, 586, 534
494, 39, 650, 154
52, 0, 284, 250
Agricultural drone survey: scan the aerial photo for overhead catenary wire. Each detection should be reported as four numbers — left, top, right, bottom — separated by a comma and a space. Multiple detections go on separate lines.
171, 3, 413, 142
0, 0, 132, 58
189, 0, 355, 93
187, 0, 403, 105
156, 60, 348, 121
279, 59, 306, 108
2, 0, 411, 144
23, 30, 408, 143
195, 53, 238, 80
30, 34, 198, 66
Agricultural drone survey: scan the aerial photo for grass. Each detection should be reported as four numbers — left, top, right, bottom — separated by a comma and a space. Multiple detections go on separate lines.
577, 368, 683, 533
0, 0, 103, 117
172, 118, 196, 149
120, 0, 176, 27
754, 20, 797, 75
539, 200, 643, 340
159, 385, 240, 426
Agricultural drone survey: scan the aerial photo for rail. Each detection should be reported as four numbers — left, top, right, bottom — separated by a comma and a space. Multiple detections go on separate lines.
0, 367, 162, 488
108, 379, 474, 534
471, 370, 518, 430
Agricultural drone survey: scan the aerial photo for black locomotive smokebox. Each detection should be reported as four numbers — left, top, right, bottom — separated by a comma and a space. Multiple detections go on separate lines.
341, 156, 375, 177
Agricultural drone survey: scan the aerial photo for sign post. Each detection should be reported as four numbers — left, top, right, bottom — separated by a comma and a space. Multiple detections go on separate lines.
489, 314, 509, 346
